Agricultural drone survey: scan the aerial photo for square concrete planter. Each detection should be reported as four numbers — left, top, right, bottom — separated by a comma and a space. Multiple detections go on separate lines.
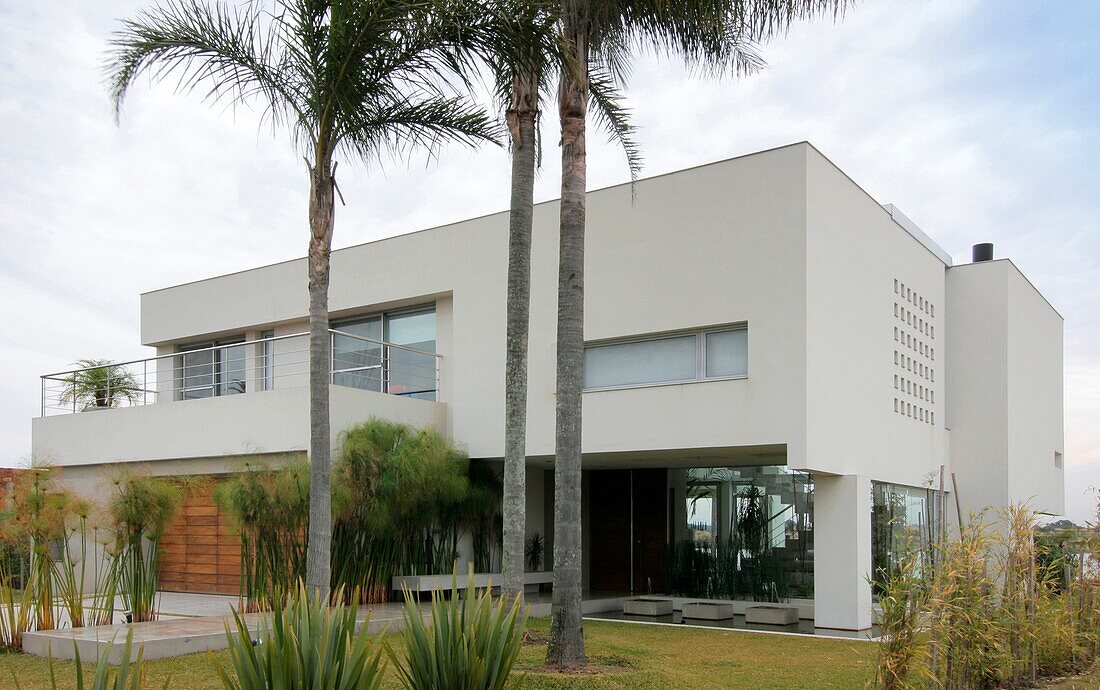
682, 602, 735, 620
623, 597, 674, 616
745, 605, 799, 625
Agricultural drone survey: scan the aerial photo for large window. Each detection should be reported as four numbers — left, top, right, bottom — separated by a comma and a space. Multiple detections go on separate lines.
669, 465, 813, 601
584, 326, 747, 390
176, 338, 247, 400
332, 306, 437, 400
871, 481, 938, 594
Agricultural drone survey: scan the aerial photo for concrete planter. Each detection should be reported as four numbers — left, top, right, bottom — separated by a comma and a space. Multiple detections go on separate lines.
745, 605, 799, 625
623, 597, 674, 616
682, 602, 735, 620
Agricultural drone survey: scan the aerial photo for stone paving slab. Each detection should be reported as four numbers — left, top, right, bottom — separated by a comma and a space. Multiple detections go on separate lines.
22, 602, 417, 664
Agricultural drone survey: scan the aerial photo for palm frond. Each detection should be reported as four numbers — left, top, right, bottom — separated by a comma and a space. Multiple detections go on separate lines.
340, 93, 503, 164
106, 0, 304, 131
588, 67, 641, 181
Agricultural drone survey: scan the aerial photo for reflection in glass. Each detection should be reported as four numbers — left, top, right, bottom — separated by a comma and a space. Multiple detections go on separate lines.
871, 481, 937, 595
385, 310, 437, 399
176, 339, 247, 399
332, 316, 383, 392
668, 466, 813, 602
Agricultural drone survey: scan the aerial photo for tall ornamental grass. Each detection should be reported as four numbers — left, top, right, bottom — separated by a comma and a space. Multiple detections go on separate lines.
214, 461, 309, 612
107, 473, 181, 623
331, 419, 501, 603
872, 497, 1100, 689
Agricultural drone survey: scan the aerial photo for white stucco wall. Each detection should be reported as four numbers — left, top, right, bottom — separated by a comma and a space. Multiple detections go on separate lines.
135, 143, 813, 465
33, 385, 446, 467
946, 259, 1064, 518
804, 147, 949, 486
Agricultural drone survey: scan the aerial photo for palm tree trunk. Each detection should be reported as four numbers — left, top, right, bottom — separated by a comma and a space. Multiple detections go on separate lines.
546, 0, 588, 668
305, 155, 334, 596
502, 67, 540, 605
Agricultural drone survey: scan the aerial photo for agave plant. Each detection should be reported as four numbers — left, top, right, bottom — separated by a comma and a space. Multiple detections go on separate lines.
58, 359, 141, 410
392, 569, 525, 690
213, 581, 386, 690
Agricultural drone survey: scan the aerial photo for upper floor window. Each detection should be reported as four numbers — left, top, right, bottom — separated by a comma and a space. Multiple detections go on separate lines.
332, 306, 437, 399
584, 326, 747, 390
176, 337, 246, 400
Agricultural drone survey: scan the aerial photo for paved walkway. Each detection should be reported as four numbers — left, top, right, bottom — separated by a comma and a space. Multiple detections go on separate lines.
22, 598, 417, 663
21, 591, 631, 663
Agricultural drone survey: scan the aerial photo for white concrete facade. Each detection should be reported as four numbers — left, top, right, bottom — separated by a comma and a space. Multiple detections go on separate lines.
32, 142, 1064, 630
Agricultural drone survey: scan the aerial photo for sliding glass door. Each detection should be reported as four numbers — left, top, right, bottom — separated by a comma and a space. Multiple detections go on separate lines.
176, 339, 247, 400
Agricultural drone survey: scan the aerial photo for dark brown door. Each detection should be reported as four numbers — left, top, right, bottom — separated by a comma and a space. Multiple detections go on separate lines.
588, 469, 668, 593
589, 470, 631, 592
632, 468, 668, 593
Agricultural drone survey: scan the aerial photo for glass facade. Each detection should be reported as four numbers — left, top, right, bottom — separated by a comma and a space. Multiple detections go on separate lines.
331, 306, 437, 400
667, 465, 813, 601
176, 338, 247, 400
871, 481, 938, 593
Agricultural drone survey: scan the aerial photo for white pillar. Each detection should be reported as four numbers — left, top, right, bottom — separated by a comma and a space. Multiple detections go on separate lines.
813, 474, 872, 630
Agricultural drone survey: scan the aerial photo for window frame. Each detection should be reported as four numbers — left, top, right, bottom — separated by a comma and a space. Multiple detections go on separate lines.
331, 303, 437, 399
582, 324, 748, 393
175, 336, 247, 400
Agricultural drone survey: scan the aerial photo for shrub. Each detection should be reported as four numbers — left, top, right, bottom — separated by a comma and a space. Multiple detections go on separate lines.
871, 495, 1100, 689
212, 581, 386, 690
333, 419, 493, 602
392, 570, 525, 690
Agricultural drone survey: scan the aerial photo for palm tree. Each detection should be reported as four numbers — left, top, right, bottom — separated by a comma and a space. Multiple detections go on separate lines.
58, 359, 142, 410
108, 0, 501, 595
545, 0, 846, 668
488, 1, 640, 605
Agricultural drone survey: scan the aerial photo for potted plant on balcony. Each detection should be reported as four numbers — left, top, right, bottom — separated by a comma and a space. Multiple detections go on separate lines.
58, 359, 141, 411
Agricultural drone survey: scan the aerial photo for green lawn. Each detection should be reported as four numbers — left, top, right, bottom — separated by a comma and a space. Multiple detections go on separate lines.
1, 619, 876, 689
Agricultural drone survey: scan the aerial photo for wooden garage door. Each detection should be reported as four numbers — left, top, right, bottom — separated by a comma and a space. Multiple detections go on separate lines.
159, 480, 241, 595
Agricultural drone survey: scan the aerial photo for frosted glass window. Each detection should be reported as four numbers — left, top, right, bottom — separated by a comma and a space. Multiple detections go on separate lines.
705, 329, 748, 378
585, 335, 697, 388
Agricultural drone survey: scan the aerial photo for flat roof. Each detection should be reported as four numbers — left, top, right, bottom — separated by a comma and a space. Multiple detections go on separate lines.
145, 141, 954, 294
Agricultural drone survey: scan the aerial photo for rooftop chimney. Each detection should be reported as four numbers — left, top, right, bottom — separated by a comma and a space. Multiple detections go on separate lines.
972, 243, 994, 262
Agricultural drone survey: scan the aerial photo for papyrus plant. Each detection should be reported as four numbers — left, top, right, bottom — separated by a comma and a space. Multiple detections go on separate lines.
107, 473, 181, 623
213, 460, 309, 613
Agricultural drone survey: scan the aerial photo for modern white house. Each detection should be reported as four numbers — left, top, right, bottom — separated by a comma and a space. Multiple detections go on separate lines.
31, 142, 1064, 631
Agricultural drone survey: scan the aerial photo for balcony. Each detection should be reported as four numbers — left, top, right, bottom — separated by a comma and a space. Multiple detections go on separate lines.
33, 330, 446, 467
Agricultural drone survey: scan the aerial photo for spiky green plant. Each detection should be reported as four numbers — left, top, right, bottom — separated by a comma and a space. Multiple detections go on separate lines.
18, 626, 166, 690
107, 473, 182, 623
392, 569, 525, 690
212, 581, 386, 690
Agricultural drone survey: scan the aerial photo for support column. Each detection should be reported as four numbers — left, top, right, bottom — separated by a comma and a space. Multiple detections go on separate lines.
813, 474, 872, 630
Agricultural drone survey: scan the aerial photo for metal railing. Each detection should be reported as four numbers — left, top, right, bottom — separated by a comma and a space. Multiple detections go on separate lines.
39, 329, 441, 417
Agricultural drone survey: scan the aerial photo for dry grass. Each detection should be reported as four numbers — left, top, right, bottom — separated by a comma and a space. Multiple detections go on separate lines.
0, 618, 875, 690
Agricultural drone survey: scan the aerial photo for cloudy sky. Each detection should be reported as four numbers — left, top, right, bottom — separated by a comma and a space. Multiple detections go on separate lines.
1, 1, 1097, 520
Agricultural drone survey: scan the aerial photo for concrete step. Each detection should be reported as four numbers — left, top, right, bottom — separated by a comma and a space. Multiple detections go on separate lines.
22, 602, 419, 664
